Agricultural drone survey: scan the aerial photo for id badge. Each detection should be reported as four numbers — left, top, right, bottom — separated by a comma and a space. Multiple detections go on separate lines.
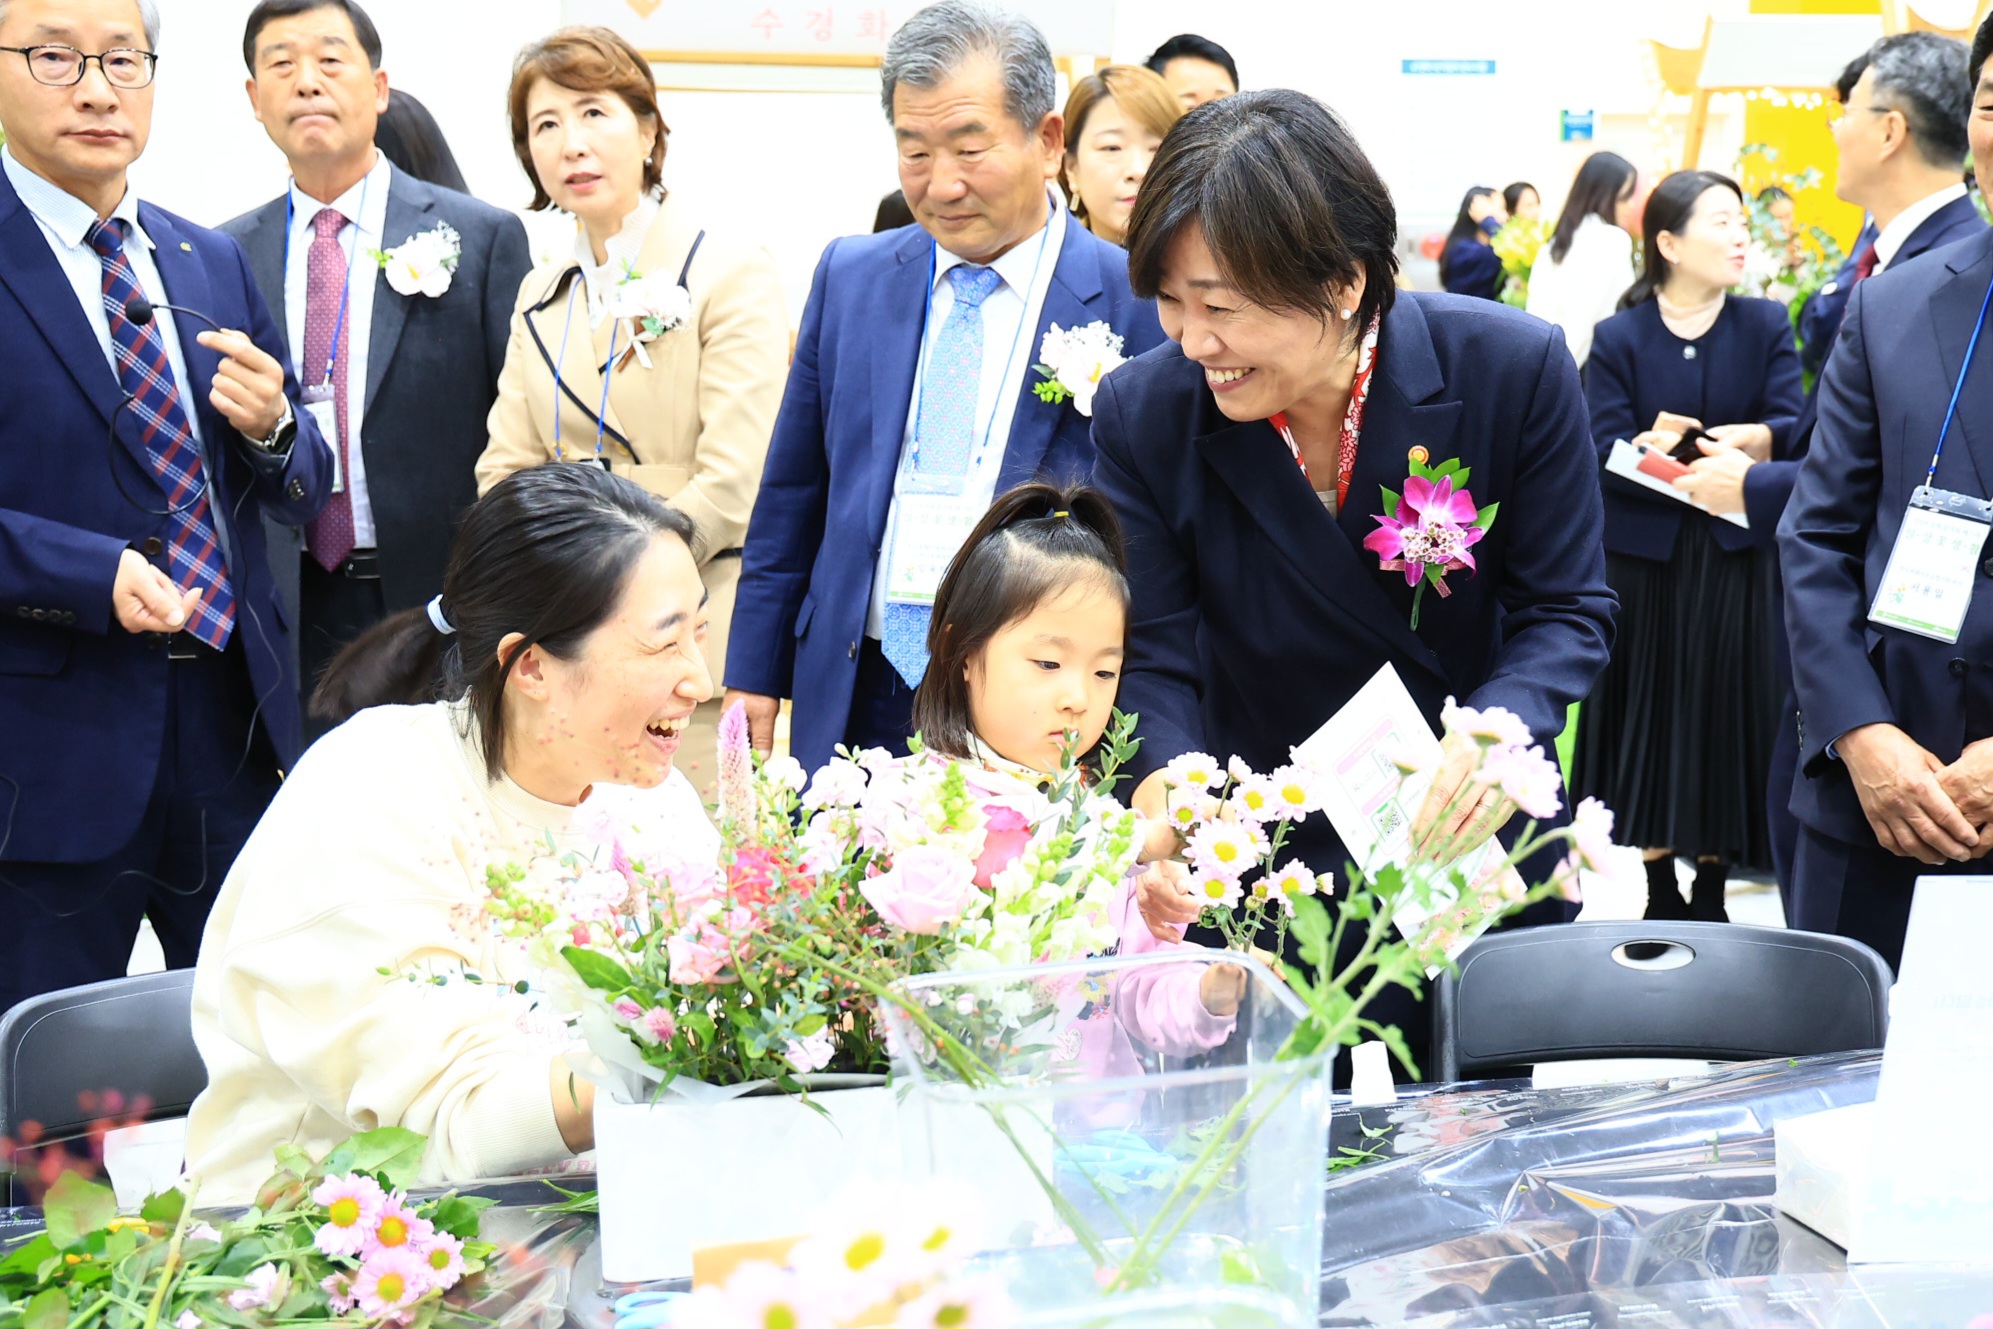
884, 493, 981, 607
300, 385, 341, 493
1869, 485, 1993, 644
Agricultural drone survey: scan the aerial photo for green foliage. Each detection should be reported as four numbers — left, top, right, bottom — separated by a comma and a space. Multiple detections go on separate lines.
1031, 363, 1073, 405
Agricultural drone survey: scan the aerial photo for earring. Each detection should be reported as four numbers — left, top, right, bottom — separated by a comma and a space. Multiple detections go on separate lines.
1340, 308, 1355, 321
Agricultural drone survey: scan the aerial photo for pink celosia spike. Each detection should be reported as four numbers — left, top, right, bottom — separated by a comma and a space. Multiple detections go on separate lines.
717, 701, 753, 825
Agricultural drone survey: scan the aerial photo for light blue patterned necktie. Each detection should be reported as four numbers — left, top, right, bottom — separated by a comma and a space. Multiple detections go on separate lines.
881, 263, 1005, 687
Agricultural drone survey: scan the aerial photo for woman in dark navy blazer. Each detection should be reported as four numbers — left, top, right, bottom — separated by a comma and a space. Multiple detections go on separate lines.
1438, 186, 1507, 301
1573, 171, 1802, 922
1092, 91, 1616, 1076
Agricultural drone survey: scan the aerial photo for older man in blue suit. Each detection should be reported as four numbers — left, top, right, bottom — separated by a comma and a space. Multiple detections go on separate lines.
725, 0, 1164, 772
1778, 15, 1993, 973
0, 0, 331, 1012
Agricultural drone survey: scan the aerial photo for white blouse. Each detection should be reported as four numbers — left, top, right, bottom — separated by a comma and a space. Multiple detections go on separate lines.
1526, 215, 1637, 369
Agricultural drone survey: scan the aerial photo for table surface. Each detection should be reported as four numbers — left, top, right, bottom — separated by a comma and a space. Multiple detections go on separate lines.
10, 1053, 1987, 1328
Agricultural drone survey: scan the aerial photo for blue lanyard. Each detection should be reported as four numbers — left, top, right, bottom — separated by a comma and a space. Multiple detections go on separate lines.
906, 198, 1057, 477
1925, 268, 1993, 488
551, 274, 620, 459
281, 170, 371, 389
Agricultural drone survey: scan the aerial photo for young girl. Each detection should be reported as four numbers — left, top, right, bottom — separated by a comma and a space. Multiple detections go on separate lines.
906, 481, 1244, 1054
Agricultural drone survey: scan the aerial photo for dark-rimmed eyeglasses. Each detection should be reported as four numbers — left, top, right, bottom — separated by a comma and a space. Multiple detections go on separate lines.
0, 45, 157, 90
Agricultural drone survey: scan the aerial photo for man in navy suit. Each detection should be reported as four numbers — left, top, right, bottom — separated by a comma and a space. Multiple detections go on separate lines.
0, 0, 332, 1012
224, 0, 530, 737
1778, 15, 1993, 973
726, 0, 1164, 772
1719, 31, 1983, 902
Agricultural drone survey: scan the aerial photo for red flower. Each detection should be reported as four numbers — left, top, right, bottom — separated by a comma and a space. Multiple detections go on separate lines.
973, 805, 1033, 891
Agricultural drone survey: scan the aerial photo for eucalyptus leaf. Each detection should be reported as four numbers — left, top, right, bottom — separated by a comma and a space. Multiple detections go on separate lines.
42, 1172, 116, 1250
560, 945, 634, 993
0, 1234, 56, 1281
138, 1189, 185, 1226
321, 1126, 428, 1190
20, 1286, 68, 1329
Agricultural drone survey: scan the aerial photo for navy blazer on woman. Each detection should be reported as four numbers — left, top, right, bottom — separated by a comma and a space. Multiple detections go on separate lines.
728, 213, 1165, 773
0, 171, 331, 865
1781, 227, 1993, 845
1094, 291, 1616, 808
1441, 239, 1503, 302
1584, 297, 1803, 562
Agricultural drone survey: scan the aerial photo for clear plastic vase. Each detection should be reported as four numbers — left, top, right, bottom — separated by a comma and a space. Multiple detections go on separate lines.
884, 950, 1330, 1326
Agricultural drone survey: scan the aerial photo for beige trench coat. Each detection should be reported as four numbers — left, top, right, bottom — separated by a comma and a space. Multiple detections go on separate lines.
477, 196, 788, 686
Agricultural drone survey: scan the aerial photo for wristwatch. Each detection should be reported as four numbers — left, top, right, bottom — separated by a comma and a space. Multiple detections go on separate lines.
249, 402, 297, 455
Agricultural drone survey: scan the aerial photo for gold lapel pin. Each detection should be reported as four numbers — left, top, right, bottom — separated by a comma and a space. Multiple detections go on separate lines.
1408, 445, 1430, 465
179, 241, 192, 251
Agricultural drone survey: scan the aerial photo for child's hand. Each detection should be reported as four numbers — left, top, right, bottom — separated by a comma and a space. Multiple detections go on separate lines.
1135, 813, 1181, 864
1134, 859, 1201, 942
1199, 963, 1248, 1017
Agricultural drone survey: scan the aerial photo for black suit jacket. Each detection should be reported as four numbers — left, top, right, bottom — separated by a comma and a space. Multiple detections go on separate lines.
220, 164, 531, 615
1781, 226, 1993, 846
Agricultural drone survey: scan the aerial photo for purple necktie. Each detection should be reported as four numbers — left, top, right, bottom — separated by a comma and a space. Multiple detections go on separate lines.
88, 219, 236, 649
303, 207, 354, 571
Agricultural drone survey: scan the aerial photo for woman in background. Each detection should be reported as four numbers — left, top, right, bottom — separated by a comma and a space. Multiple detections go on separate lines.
374, 89, 469, 194
1438, 185, 1506, 300
1526, 151, 1640, 369
1573, 171, 1802, 922
478, 27, 789, 800
1059, 64, 1181, 247
1504, 180, 1540, 222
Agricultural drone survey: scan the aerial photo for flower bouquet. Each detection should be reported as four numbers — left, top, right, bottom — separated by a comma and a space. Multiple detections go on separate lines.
477, 707, 1146, 1279
1491, 215, 1549, 309
876, 703, 1627, 1326
0, 1129, 491, 1329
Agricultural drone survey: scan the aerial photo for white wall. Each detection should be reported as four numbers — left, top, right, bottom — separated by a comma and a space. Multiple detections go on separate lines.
133, 0, 1759, 320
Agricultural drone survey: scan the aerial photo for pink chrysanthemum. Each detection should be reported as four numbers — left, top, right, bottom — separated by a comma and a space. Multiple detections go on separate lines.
321, 1272, 356, 1314
417, 1230, 467, 1287
351, 1246, 431, 1322
311, 1173, 386, 1257
363, 1193, 435, 1259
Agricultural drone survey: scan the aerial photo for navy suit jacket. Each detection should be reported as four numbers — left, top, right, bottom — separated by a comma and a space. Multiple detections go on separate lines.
222, 165, 532, 618
1441, 240, 1502, 301
1781, 226, 1993, 844
0, 169, 332, 864
1585, 296, 1803, 562
727, 214, 1165, 772
1761, 198, 1983, 545
1092, 293, 1616, 832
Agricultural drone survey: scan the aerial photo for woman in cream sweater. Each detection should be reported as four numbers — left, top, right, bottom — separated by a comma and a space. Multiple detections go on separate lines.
183, 465, 718, 1202
477, 27, 788, 798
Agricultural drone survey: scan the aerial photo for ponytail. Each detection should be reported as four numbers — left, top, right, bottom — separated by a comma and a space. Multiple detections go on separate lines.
308, 464, 697, 777
910, 480, 1130, 761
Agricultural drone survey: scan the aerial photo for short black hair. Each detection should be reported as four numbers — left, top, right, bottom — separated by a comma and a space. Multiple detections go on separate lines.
1834, 50, 1869, 105
1129, 89, 1398, 335
1145, 33, 1238, 92
1865, 31, 1970, 170
1973, 10, 1993, 92
242, 0, 382, 73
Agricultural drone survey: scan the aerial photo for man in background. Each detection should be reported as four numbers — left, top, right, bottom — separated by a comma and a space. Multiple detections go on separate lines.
725, 0, 1164, 772
0, 0, 331, 1009
225, 0, 529, 734
1145, 33, 1237, 110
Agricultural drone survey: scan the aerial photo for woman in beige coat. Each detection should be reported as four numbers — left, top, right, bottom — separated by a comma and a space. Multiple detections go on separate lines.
480, 26, 787, 794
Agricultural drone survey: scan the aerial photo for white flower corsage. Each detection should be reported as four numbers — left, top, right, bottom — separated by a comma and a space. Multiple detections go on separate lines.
607, 265, 694, 370
370, 222, 461, 298
1032, 320, 1127, 417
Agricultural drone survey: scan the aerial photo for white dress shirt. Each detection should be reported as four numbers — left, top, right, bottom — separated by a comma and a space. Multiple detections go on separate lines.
1872, 182, 1968, 273
866, 195, 1067, 638
283, 150, 391, 547
3, 145, 203, 447
1525, 214, 1636, 369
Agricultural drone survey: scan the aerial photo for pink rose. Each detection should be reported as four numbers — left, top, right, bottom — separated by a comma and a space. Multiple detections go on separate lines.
972, 805, 1032, 890
860, 845, 980, 935
667, 926, 731, 983
612, 997, 643, 1020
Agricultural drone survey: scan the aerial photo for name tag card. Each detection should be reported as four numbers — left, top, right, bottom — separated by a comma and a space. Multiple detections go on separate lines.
1848, 875, 1993, 1264
883, 493, 981, 608
1868, 486, 1993, 644
300, 386, 342, 493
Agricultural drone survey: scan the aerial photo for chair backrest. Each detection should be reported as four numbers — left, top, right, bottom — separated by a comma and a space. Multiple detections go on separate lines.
1432, 921, 1892, 1081
0, 970, 205, 1193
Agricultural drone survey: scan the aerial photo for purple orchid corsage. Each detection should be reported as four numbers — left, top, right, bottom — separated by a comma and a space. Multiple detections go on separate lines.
1361, 454, 1499, 629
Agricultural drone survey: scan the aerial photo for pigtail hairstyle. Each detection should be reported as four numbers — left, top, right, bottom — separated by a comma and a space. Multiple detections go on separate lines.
311, 464, 698, 778
910, 481, 1130, 761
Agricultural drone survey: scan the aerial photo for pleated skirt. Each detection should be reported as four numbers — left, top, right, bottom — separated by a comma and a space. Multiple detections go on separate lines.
1571, 519, 1782, 867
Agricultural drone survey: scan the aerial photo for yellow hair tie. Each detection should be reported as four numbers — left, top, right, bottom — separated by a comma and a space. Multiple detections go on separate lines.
1052, 510, 1069, 518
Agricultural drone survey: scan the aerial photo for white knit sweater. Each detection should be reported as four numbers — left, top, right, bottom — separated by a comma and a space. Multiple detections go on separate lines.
183, 702, 715, 1202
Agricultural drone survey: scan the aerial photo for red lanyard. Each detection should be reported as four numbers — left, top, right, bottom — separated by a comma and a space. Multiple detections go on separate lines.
1268, 316, 1381, 513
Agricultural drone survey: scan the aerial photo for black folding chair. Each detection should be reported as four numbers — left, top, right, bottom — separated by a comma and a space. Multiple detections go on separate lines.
1432, 921, 1892, 1081
0, 970, 205, 1203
